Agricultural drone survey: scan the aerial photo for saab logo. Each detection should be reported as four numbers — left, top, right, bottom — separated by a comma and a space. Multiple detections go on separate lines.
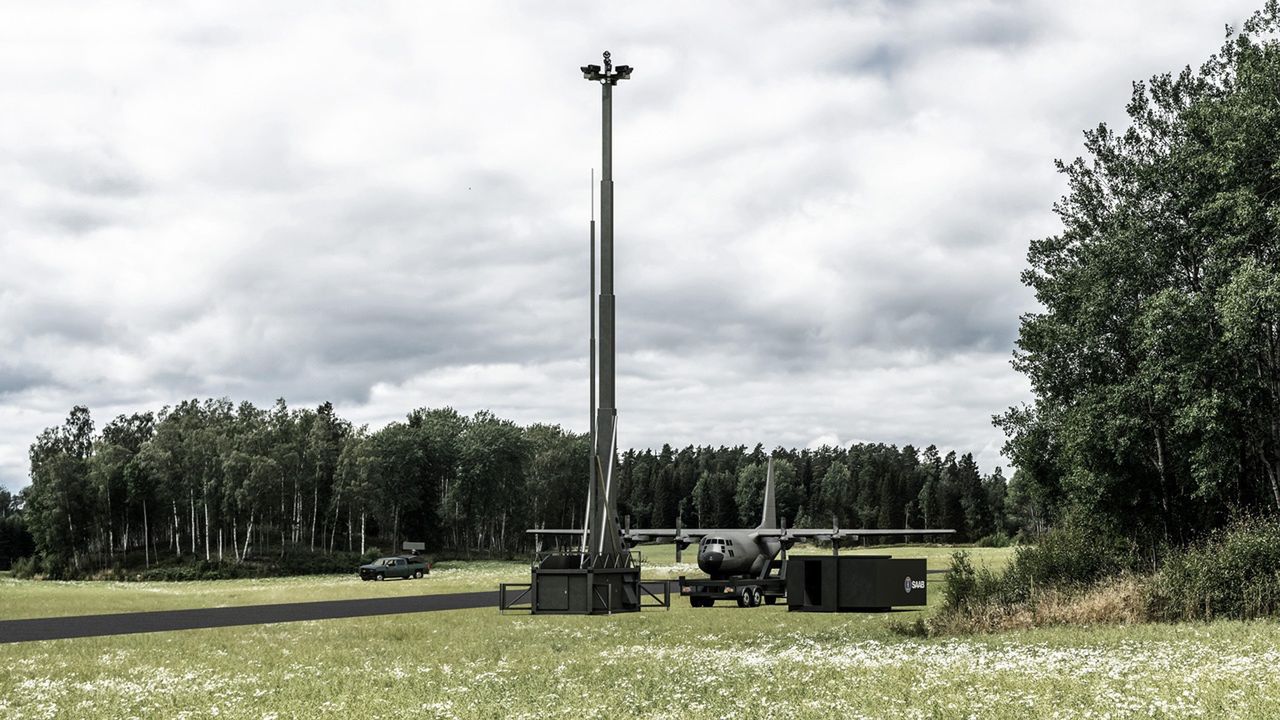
903, 576, 926, 593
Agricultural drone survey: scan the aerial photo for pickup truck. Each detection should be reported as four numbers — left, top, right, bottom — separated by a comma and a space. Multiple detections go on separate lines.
358, 556, 429, 581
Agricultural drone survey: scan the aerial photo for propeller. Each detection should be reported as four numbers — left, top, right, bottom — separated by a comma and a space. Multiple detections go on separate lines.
779, 517, 792, 560
832, 517, 840, 557
675, 516, 684, 563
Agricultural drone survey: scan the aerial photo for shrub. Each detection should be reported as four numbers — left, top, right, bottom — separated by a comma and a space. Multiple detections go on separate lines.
975, 531, 1013, 548
995, 521, 1139, 604
942, 551, 977, 612
1149, 516, 1280, 621
278, 550, 365, 576
10, 555, 38, 579
917, 574, 1150, 636
939, 550, 1003, 613
927, 521, 1146, 635
943, 521, 1137, 612
39, 553, 73, 580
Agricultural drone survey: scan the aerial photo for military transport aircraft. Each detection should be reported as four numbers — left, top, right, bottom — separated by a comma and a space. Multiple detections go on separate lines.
532, 458, 954, 583
624, 458, 953, 581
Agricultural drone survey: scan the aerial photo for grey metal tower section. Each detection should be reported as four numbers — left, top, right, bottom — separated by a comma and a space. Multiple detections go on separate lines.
583, 51, 631, 558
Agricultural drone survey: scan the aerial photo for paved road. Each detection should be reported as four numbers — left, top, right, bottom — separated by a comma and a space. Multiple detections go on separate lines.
0, 590, 498, 644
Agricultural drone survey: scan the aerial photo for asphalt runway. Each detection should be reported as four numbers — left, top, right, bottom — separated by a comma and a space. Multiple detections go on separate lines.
0, 590, 498, 644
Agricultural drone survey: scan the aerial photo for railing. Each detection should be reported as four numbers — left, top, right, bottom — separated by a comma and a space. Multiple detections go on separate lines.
640, 580, 671, 609
593, 553, 634, 569
530, 551, 637, 570
498, 583, 533, 614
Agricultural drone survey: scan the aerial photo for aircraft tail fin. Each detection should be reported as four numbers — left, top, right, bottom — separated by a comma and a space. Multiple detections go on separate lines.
760, 457, 777, 530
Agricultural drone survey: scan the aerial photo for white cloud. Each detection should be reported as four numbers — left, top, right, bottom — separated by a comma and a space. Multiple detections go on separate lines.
0, 0, 1263, 489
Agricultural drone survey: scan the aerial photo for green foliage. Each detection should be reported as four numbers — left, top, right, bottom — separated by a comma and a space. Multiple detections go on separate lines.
10, 555, 38, 579
692, 470, 737, 528
941, 551, 978, 613
20, 401, 1002, 579
0, 515, 35, 570
38, 553, 72, 580
12, 547, 377, 582
942, 522, 1139, 613
998, 3, 1280, 543
132, 561, 243, 582
1150, 516, 1280, 621
733, 462, 767, 527
996, 523, 1139, 604
975, 531, 1013, 548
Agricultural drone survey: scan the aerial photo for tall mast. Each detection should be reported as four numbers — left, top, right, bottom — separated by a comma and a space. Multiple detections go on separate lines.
579, 51, 632, 558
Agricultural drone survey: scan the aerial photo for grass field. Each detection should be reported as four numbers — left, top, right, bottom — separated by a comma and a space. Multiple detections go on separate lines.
4, 545, 1278, 719
0, 543, 994, 622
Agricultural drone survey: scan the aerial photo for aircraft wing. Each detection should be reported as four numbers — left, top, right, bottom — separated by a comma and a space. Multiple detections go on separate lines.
623, 528, 713, 543
525, 527, 722, 544
525, 528, 707, 536
528, 527, 955, 542
757, 528, 956, 541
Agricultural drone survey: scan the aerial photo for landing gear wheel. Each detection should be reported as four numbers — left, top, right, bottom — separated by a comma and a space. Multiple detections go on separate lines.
413, 570, 424, 579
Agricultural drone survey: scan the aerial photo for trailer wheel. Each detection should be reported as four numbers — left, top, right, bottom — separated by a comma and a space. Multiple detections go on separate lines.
737, 588, 751, 608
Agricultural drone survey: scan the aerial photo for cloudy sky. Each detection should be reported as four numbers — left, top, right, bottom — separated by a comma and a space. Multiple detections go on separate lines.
0, 1, 1263, 491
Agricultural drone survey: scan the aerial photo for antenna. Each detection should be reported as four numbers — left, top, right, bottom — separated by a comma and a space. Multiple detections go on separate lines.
584, 168, 598, 555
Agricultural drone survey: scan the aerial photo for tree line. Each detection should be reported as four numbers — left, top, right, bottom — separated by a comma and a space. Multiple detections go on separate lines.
616, 443, 1019, 541
998, 5, 1280, 546
5, 399, 1017, 572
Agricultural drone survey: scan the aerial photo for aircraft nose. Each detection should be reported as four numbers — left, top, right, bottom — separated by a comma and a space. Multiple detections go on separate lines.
700, 551, 724, 573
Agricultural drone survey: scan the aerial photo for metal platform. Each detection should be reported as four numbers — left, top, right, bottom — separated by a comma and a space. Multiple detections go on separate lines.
499, 552, 670, 615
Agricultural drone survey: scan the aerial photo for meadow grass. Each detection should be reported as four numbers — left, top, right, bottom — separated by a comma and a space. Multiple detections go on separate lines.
0, 561, 519, 621
6, 545, 1274, 719
0, 543, 984, 622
